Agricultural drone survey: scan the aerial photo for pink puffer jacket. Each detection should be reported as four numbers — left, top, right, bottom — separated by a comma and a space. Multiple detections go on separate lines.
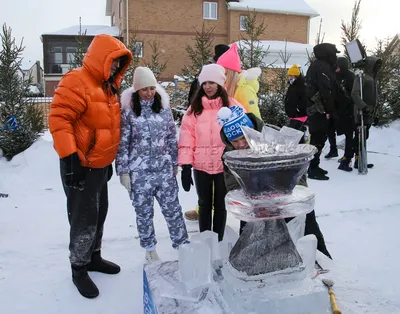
178, 96, 243, 174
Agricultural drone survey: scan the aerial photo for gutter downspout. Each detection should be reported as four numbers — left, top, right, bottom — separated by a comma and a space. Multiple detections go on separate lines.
126, 0, 129, 45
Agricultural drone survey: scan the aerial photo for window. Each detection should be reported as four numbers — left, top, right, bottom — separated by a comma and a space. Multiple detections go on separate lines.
119, 0, 123, 18
240, 15, 248, 31
66, 47, 76, 63
134, 42, 143, 58
111, 13, 116, 26
52, 47, 62, 64
203, 2, 218, 20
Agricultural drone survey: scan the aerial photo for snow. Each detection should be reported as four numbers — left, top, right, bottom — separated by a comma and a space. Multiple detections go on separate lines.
42, 25, 120, 37
1, 123, 400, 313
227, 0, 319, 18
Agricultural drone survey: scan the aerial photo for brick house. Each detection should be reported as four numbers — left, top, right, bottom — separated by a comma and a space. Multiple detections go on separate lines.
40, 25, 120, 96
105, 0, 318, 80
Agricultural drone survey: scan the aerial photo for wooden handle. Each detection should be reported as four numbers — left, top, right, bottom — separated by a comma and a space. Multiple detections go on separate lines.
329, 290, 342, 314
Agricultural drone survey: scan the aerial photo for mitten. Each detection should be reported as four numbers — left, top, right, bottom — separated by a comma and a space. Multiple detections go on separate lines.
181, 165, 193, 192
62, 152, 85, 191
119, 174, 131, 192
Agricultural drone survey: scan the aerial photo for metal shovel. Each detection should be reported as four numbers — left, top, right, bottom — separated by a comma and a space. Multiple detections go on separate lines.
322, 279, 342, 314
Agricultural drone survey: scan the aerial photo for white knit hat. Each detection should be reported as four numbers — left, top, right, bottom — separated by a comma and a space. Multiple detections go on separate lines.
198, 64, 226, 87
133, 67, 157, 91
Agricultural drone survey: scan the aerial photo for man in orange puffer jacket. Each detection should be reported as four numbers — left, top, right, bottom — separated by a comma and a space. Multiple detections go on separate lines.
49, 34, 132, 299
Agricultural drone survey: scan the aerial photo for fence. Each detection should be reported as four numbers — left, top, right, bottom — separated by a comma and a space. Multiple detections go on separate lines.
27, 97, 53, 128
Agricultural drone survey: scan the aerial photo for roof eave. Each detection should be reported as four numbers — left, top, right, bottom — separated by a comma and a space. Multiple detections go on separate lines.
228, 6, 319, 18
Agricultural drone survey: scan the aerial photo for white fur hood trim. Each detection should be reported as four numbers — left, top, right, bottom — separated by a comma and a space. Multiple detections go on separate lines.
120, 83, 170, 110
243, 67, 262, 81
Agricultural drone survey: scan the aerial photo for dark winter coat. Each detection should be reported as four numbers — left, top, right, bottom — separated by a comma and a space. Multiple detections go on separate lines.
220, 113, 264, 192
284, 75, 307, 118
351, 56, 382, 125
335, 57, 355, 135
305, 43, 339, 133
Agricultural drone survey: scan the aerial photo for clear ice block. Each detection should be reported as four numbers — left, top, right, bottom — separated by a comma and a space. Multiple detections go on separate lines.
178, 242, 212, 290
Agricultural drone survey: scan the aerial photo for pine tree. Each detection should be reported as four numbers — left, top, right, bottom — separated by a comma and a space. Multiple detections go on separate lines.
121, 29, 141, 91
372, 38, 400, 124
341, 0, 363, 60
144, 40, 167, 80
182, 23, 215, 81
237, 10, 268, 69
69, 24, 87, 69
0, 24, 44, 160
259, 42, 291, 127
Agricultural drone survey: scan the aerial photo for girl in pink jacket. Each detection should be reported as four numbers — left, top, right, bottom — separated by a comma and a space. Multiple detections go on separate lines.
178, 64, 243, 241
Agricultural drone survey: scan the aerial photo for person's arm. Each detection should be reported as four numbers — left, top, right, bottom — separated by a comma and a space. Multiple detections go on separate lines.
178, 112, 196, 167
165, 108, 178, 167
316, 65, 335, 113
351, 74, 368, 111
49, 72, 88, 158
115, 108, 132, 175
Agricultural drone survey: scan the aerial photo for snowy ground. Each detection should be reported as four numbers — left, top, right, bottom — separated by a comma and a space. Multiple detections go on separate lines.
1, 123, 400, 313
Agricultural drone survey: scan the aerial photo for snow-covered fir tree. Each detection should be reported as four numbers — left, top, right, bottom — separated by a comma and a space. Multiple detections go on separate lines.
69, 27, 87, 70
0, 24, 44, 160
120, 30, 141, 91
144, 40, 167, 80
181, 23, 215, 81
238, 10, 288, 127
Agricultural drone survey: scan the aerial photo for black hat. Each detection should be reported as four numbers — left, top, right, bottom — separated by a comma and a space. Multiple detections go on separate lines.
213, 44, 230, 62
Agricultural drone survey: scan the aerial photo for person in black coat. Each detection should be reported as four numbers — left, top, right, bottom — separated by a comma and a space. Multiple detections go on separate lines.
305, 43, 339, 181
284, 64, 307, 142
335, 57, 356, 172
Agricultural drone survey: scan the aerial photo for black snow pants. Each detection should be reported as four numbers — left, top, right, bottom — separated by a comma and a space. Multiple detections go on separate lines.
193, 170, 227, 241
310, 130, 328, 169
60, 161, 109, 267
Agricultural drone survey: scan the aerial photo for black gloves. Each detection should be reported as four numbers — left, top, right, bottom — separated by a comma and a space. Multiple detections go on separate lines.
181, 165, 193, 192
107, 164, 113, 181
62, 152, 85, 191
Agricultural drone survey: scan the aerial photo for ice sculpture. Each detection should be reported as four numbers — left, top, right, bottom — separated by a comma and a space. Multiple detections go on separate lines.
223, 125, 317, 279
178, 242, 212, 290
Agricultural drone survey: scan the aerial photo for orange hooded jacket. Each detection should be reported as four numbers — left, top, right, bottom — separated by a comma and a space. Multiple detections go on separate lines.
49, 34, 132, 168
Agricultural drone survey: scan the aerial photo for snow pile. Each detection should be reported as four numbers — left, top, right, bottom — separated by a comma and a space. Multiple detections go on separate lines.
227, 0, 319, 17
42, 25, 120, 37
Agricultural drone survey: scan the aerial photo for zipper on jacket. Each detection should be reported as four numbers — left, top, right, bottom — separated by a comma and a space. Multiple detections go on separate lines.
85, 130, 97, 165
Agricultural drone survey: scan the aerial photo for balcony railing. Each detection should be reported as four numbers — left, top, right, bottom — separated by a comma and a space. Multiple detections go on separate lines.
46, 63, 72, 75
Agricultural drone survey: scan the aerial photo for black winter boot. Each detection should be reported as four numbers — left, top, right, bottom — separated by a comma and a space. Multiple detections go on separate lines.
87, 250, 121, 274
338, 158, 353, 172
324, 148, 338, 159
308, 167, 329, 180
71, 265, 99, 298
338, 156, 345, 163
316, 166, 328, 175
354, 156, 374, 169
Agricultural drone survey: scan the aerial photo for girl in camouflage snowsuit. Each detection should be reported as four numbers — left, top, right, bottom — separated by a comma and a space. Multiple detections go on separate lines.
116, 67, 188, 262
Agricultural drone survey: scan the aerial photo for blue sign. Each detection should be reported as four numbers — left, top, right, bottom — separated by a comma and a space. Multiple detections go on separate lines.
143, 268, 158, 314
3, 116, 20, 131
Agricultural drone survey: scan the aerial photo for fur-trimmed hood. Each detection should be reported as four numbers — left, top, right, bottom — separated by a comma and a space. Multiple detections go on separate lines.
120, 83, 170, 110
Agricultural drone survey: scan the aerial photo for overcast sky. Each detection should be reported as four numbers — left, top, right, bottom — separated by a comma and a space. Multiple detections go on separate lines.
0, 0, 398, 66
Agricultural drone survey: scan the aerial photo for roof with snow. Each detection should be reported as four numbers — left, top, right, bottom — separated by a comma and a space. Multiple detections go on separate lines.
236, 40, 314, 72
227, 0, 319, 17
42, 25, 120, 37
